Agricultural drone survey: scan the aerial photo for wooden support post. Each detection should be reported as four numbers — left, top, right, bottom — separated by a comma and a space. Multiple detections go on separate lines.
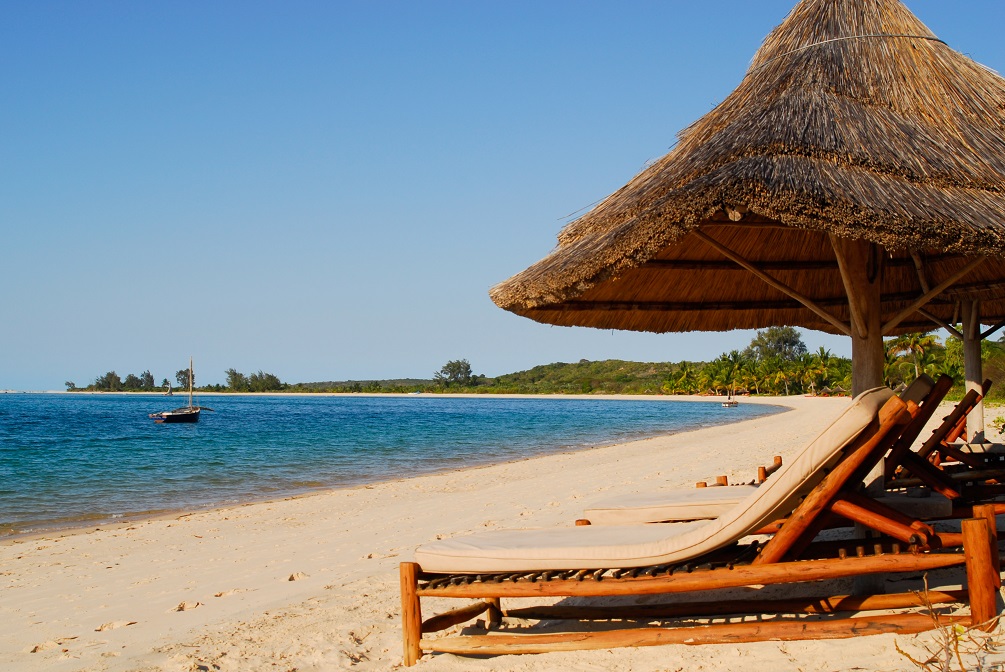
962, 518, 999, 631
831, 236, 885, 399
695, 481, 707, 488
972, 504, 1001, 587
400, 562, 423, 666
715, 475, 729, 486
575, 519, 591, 526
759, 456, 783, 483
962, 300, 986, 442
486, 597, 502, 630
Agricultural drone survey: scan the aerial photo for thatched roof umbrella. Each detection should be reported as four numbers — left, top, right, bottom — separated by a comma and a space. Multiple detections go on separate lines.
491, 0, 1005, 429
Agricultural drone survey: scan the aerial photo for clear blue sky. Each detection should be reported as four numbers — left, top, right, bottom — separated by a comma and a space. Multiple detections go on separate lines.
2, 1, 1002, 390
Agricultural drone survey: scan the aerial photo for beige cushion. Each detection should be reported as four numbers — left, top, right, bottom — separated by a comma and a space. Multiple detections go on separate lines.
414, 387, 894, 573
900, 374, 935, 405
585, 485, 759, 524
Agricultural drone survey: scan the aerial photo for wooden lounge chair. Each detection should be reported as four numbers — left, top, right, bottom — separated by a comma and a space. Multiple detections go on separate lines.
899, 379, 993, 471
887, 380, 1005, 508
580, 375, 948, 526
400, 388, 1000, 664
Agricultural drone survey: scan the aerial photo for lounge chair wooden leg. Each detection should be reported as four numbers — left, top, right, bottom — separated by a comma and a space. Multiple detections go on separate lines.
972, 504, 1001, 587
401, 562, 423, 666
486, 597, 502, 630
962, 518, 999, 632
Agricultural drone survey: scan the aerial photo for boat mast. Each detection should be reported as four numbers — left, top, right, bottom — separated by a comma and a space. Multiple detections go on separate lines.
188, 356, 194, 409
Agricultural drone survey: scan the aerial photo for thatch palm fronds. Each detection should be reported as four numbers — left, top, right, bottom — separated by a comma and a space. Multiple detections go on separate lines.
490, 0, 1005, 343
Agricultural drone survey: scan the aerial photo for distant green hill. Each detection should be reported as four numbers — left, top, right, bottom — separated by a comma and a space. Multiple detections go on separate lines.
289, 379, 433, 393
291, 361, 682, 395
487, 359, 683, 395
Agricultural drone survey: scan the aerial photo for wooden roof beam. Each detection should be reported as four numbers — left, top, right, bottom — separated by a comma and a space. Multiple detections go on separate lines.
693, 230, 853, 336
982, 320, 1005, 340
910, 251, 931, 293
939, 279, 1005, 296
919, 308, 963, 339
881, 257, 987, 335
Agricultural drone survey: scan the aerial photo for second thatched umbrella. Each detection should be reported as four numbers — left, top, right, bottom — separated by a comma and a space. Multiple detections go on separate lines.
491, 0, 1005, 416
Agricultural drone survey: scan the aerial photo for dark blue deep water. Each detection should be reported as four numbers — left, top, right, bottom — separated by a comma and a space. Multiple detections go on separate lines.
0, 393, 781, 536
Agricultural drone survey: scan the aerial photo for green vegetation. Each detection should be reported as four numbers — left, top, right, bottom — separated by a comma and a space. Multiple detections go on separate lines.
74, 370, 160, 392
992, 416, 1005, 434
66, 328, 1005, 398
224, 368, 285, 392
288, 379, 432, 393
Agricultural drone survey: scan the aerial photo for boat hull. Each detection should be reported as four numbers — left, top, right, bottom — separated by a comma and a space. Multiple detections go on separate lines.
150, 408, 200, 424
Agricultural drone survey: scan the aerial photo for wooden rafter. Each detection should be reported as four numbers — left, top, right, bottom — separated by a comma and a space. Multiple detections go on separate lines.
920, 308, 963, 339
881, 257, 987, 335
910, 251, 931, 293
982, 320, 1005, 340
939, 279, 1005, 296
693, 230, 852, 336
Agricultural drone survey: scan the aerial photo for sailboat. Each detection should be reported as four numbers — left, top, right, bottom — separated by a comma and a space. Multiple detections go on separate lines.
150, 358, 213, 423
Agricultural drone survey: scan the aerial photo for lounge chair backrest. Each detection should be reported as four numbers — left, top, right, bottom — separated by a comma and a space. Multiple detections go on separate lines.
640, 386, 895, 561
900, 374, 935, 405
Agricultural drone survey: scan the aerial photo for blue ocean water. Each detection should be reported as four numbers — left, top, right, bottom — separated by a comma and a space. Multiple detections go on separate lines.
0, 393, 781, 536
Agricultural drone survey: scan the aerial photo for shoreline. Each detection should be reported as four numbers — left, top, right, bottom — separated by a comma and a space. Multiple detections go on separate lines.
25, 390, 798, 399
3, 395, 992, 671
1, 394, 789, 541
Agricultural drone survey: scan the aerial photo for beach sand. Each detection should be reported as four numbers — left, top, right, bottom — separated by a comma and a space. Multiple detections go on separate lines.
3, 395, 1002, 671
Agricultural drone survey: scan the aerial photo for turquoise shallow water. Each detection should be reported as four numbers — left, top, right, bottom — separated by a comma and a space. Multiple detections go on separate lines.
0, 393, 781, 536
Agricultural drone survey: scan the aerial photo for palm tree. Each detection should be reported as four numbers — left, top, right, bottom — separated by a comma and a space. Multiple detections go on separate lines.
886, 333, 940, 382
883, 348, 907, 388
769, 360, 794, 395
671, 362, 698, 394
723, 350, 747, 396
795, 348, 828, 395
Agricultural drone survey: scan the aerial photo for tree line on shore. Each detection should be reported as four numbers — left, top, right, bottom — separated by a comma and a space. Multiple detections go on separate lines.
66, 327, 1005, 400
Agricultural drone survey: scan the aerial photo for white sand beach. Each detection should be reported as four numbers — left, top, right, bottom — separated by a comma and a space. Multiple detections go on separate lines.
3, 395, 1002, 672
